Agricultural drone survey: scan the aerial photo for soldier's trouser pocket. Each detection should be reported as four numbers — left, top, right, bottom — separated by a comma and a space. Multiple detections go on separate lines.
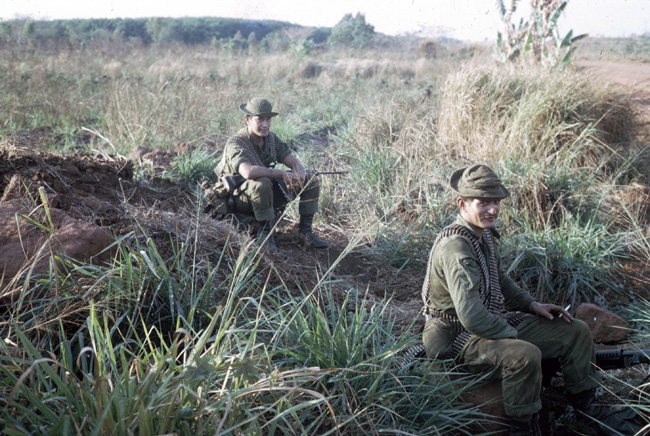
234, 178, 275, 222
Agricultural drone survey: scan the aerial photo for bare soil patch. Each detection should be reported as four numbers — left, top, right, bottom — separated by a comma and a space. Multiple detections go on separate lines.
577, 60, 650, 142
0, 143, 422, 330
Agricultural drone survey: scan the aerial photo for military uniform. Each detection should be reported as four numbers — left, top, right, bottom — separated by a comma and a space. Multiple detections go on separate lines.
213, 97, 328, 251
421, 165, 640, 436
217, 127, 320, 222
422, 214, 600, 419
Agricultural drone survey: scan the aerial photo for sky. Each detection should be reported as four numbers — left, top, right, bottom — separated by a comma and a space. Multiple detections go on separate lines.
1, 0, 649, 42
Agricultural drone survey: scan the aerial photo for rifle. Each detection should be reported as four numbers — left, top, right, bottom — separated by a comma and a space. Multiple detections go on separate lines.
595, 349, 650, 370
540, 349, 650, 385
221, 170, 348, 193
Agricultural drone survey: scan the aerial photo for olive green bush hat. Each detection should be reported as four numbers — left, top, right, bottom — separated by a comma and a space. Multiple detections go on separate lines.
240, 98, 279, 117
449, 164, 510, 199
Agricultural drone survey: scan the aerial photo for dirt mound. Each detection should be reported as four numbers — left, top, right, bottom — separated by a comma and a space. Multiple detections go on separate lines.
0, 146, 187, 230
0, 144, 423, 327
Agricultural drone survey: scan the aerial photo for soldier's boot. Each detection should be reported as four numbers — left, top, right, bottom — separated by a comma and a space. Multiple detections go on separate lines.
257, 220, 278, 253
568, 389, 642, 436
508, 413, 542, 436
297, 214, 329, 249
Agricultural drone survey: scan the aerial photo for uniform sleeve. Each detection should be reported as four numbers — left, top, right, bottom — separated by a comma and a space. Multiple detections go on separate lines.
439, 238, 518, 339
224, 139, 250, 175
497, 249, 535, 312
273, 133, 293, 164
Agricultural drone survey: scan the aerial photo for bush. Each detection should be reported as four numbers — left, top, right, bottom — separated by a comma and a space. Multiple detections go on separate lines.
327, 13, 376, 49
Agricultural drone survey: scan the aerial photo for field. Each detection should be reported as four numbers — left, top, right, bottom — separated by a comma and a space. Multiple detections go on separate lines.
1, 29, 650, 435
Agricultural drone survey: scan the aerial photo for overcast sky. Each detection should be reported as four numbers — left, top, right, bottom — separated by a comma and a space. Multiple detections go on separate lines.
1, 0, 648, 41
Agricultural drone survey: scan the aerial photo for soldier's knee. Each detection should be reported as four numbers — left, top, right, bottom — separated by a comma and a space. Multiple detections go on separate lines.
567, 318, 595, 344
572, 318, 591, 335
520, 343, 543, 367
503, 341, 542, 371
305, 174, 320, 189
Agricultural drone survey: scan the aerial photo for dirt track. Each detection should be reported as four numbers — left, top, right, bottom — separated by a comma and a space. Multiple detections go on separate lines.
579, 60, 650, 93
578, 60, 650, 139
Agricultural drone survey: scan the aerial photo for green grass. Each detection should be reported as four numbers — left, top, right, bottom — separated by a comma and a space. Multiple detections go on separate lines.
0, 219, 486, 435
1, 38, 650, 434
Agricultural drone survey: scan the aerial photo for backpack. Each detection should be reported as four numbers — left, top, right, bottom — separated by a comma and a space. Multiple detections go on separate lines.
203, 180, 233, 220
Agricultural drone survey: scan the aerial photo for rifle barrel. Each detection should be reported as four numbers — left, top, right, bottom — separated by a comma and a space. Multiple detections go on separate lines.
595, 349, 650, 369
312, 171, 348, 175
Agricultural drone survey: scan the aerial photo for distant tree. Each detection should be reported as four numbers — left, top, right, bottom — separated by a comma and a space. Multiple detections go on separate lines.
0, 22, 14, 43
327, 13, 375, 49
146, 18, 164, 44
247, 31, 257, 46
247, 31, 258, 53
114, 19, 150, 44
233, 30, 246, 51
22, 21, 35, 42
261, 32, 288, 52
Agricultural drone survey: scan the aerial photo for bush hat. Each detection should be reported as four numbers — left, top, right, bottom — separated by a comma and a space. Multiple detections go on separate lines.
240, 98, 279, 117
450, 164, 510, 199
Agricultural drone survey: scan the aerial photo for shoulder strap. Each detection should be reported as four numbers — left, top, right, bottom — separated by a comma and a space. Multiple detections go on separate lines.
230, 132, 278, 168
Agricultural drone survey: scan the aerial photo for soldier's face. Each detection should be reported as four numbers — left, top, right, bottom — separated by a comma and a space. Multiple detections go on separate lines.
459, 197, 501, 231
246, 115, 272, 138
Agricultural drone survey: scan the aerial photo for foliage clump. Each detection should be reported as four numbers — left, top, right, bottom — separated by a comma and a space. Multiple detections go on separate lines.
327, 13, 376, 49
494, 0, 587, 68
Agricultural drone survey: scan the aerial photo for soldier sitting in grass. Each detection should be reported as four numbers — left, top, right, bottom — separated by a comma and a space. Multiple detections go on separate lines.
213, 97, 328, 252
421, 164, 641, 436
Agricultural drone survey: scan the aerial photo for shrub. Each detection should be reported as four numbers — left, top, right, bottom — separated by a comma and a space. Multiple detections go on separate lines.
328, 13, 376, 49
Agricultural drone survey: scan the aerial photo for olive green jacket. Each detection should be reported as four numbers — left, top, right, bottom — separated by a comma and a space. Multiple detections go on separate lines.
424, 215, 535, 357
217, 128, 292, 177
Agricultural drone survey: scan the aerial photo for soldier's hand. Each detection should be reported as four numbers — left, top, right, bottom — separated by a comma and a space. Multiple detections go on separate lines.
529, 301, 573, 323
286, 170, 304, 189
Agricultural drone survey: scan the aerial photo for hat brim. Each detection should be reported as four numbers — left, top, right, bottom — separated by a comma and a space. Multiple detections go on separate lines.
449, 167, 510, 199
239, 104, 278, 117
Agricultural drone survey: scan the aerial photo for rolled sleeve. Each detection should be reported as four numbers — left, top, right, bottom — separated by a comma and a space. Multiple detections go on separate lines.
223, 140, 250, 176
274, 135, 292, 164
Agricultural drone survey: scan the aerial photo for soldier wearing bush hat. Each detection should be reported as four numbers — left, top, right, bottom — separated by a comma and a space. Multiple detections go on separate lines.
420, 164, 640, 435
213, 97, 328, 252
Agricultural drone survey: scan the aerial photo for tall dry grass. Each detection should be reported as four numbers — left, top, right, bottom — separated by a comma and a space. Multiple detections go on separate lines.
1, 39, 650, 433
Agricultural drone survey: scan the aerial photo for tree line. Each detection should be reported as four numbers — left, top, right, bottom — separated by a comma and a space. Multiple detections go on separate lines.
1, 14, 379, 49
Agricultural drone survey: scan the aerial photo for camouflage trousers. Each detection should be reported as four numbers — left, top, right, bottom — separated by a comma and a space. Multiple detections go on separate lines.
460, 316, 601, 420
233, 174, 320, 222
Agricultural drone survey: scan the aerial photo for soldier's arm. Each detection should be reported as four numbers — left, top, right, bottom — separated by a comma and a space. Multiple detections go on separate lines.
238, 161, 291, 182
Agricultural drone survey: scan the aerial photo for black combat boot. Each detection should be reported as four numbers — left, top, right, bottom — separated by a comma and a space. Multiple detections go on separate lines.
257, 220, 278, 253
509, 413, 542, 436
298, 214, 329, 249
568, 389, 642, 436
